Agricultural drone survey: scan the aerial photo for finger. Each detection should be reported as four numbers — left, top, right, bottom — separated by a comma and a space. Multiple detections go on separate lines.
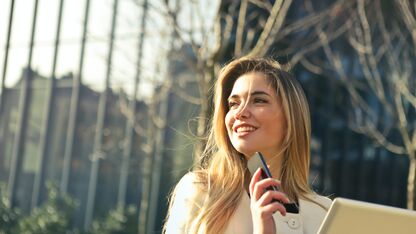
249, 168, 263, 196
252, 178, 281, 201
261, 201, 287, 217
257, 190, 290, 206
255, 177, 281, 191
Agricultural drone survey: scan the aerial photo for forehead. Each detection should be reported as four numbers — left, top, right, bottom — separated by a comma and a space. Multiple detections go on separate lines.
230, 72, 274, 95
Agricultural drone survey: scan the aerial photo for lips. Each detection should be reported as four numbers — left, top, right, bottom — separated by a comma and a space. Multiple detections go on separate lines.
233, 123, 258, 134
236, 126, 256, 133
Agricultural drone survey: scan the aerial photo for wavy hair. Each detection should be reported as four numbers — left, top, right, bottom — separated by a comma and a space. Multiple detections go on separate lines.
164, 57, 313, 233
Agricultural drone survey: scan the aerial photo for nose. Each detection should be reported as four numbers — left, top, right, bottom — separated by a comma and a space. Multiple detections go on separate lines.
234, 103, 250, 119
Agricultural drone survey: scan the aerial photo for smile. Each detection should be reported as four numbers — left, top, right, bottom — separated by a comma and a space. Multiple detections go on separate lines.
233, 123, 258, 136
236, 126, 256, 133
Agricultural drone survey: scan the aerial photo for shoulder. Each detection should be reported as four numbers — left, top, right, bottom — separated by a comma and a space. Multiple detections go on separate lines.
175, 172, 199, 193
164, 172, 206, 232
303, 193, 333, 211
299, 193, 332, 234
171, 172, 206, 208
174, 172, 204, 193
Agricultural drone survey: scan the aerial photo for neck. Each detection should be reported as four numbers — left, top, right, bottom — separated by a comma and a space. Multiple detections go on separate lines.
263, 152, 284, 180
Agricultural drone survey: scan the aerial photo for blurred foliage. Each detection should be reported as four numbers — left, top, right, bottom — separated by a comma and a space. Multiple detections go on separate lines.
0, 183, 21, 234
0, 182, 138, 234
17, 182, 78, 234
90, 205, 138, 234
0, 182, 78, 234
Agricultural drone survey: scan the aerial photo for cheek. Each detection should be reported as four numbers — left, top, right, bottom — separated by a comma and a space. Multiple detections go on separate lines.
268, 115, 286, 138
224, 112, 234, 132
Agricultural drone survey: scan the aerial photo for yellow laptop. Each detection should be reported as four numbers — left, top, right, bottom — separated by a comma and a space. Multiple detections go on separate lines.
318, 197, 416, 234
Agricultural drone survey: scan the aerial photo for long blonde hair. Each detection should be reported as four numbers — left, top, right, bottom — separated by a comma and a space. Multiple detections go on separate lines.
164, 57, 312, 233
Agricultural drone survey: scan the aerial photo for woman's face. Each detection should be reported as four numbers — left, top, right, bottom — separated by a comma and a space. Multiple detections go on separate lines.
225, 72, 286, 159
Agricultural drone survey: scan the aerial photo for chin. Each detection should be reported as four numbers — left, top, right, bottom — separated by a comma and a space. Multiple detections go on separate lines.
234, 147, 255, 158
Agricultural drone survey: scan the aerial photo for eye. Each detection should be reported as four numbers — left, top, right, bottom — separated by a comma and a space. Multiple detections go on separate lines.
228, 100, 239, 109
253, 98, 268, 104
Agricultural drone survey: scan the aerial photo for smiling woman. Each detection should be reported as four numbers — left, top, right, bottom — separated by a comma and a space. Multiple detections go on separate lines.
225, 72, 287, 168
163, 57, 332, 234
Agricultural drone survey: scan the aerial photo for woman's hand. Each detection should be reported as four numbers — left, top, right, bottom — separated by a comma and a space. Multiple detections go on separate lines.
249, 168, 290, 234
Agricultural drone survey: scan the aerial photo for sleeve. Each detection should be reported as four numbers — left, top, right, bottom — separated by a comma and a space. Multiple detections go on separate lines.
316, 195, 332, 211
164, 173, 204, 233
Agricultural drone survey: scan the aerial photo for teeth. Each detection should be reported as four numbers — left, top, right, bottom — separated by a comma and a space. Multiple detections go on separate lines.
236, 126, 256, 133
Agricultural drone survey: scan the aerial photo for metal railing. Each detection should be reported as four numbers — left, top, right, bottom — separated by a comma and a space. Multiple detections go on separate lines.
0, 0, 149, 231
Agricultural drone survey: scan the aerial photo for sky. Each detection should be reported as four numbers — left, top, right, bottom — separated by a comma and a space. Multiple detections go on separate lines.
0, 0, 218, 99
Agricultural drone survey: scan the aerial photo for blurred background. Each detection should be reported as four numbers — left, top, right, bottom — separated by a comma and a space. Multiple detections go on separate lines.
0, 0, 415, 233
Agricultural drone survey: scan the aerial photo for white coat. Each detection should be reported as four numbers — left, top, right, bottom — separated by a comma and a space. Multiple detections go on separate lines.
165, 173, 332, 234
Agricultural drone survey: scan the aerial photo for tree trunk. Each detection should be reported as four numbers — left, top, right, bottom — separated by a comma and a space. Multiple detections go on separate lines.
407, 154, 416, 210
195, 63, 215, 161
195, 99, 208, 158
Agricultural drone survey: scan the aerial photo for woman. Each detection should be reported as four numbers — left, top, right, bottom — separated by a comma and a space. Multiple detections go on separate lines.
163, 57, 331, 234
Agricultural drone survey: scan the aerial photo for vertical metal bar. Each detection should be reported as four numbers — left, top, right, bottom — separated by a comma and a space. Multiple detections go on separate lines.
60, 0, 91, 195
140, 2, 178, 232
84, 0, 119, 230
146, 86, 169, 233
337, 124, 348, 196
138, 102, 156, 234
374, 147, 383, 203
117, 0, 148, 209
358, 138, 368, 200
31, 0, 65, 209
318, 78, 334, 192
0, 0, 16, 116
7, 0, 40, 207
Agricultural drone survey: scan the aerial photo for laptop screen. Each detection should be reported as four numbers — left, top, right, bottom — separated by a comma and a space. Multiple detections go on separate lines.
318, 198, 416, 234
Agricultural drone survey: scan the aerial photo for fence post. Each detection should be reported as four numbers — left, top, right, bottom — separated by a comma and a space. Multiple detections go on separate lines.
117, 0, 148, 210
84, 0, 119, 230
60, 0, 91, 195
31, 0, 65, 209
0, 0, 15, 117
7, 0, 39, 207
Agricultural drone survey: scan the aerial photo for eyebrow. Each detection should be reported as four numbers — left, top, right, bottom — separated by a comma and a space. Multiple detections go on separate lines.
227, 90, 271, 100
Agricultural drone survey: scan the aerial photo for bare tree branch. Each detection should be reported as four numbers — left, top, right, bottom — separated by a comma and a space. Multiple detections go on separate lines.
313, 0, 416, 209
397, 0, 416, 49
351, 120, 407, 155
249, 0, 290, 57
235, 0, 249, 57
356, 0, 390, 111
171, 85, 202, 105
249, 0, 273, 10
